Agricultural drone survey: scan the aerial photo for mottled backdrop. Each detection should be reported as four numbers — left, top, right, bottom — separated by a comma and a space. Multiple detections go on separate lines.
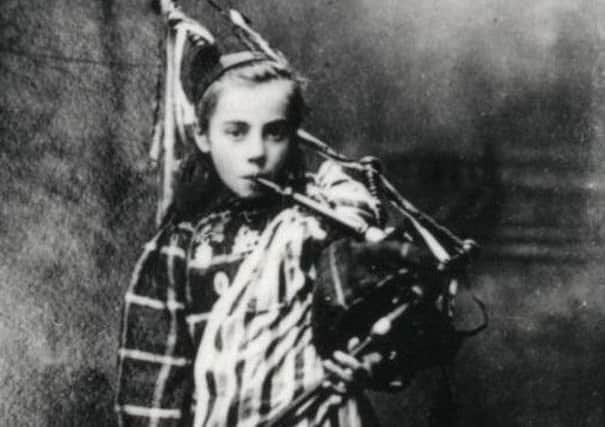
1, 0, 604, 426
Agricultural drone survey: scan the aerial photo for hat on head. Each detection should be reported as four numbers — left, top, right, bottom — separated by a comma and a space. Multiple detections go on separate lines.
178, 3, 291, 105
183, 47, 277, 103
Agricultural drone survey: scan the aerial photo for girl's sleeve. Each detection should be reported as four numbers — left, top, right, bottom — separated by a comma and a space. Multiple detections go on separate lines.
312, 162, 412, 390
115, 226, 195, 427
312, 160, 382, 231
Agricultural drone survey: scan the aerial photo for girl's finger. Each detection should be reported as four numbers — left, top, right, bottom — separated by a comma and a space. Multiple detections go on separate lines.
333, 351, 371, 385
323, 359, 354, 383
323, 379, 348, 395
361, 352, 384, 376
332, 351, 362, 371
347, 337, 360, 352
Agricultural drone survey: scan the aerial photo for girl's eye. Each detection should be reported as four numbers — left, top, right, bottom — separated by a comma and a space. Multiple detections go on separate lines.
264, 122, 289, 142
223, 123, 248, 140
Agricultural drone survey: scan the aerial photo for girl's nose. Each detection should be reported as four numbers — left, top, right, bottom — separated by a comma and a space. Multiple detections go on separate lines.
246, 132, 266, 164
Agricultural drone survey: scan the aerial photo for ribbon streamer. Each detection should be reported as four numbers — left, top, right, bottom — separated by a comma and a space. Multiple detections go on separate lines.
151, 1, 215, 224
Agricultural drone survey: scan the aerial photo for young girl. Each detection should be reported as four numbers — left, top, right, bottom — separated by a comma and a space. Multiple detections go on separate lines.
115, 51, 414, 427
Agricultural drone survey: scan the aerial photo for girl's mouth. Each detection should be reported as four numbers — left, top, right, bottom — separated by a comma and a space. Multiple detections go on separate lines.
244, 173, 269, 181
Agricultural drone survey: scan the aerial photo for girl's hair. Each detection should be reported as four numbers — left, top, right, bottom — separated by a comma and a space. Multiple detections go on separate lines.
195, 58, 306, 134
168, 57, 307, 225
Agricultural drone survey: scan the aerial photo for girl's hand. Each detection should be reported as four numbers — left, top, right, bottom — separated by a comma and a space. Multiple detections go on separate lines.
322, 337, 384, 394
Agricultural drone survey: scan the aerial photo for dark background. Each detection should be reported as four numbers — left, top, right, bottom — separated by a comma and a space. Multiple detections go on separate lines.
1, 0, 604, 425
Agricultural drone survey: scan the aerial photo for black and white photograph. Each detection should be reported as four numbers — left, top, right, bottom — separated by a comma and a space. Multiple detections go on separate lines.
1, 1, 604, 426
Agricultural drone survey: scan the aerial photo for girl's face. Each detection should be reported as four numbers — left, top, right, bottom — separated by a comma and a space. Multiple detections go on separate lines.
196, 79, 295, 199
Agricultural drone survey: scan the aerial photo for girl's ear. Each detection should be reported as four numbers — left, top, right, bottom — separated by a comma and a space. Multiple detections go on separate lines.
193, 125, 210, 153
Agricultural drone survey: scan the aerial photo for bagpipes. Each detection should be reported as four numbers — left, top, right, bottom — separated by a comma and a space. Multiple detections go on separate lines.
149, 1, 487, 424
253, 158, 487, 426
253, 176, 486, 425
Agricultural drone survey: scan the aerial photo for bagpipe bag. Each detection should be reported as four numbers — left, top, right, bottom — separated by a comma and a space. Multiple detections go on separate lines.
312, 235, 470, 388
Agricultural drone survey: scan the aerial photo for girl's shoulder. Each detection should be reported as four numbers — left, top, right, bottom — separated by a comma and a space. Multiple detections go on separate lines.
305, 160, 382, 227
142, 221, 198, 258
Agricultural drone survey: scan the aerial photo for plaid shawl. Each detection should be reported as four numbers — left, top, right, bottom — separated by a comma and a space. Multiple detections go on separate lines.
116, 161, 380, 427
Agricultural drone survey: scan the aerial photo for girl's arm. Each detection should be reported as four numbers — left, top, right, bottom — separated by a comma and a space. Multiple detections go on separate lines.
115, 226, 195, 427
313, 161, 431, 391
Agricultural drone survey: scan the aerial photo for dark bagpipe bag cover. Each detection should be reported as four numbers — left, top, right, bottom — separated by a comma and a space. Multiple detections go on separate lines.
312, 237, 465, 388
